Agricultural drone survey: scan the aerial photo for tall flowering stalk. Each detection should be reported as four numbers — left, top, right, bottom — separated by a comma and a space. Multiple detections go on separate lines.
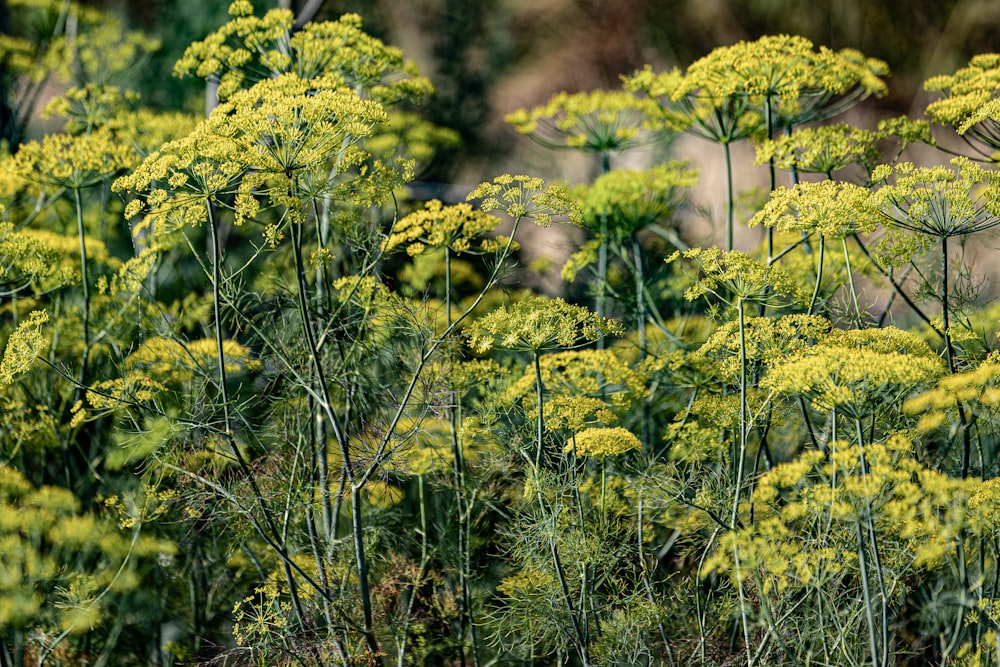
507, 89, 671, 335
872, 157, 1000, 479
644, 36, 887, 257
670, 246, 805, 664
750, 179, 880, 324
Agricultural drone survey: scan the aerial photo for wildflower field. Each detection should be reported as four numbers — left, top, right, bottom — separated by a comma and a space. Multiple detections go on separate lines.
6, 1, 1000, 665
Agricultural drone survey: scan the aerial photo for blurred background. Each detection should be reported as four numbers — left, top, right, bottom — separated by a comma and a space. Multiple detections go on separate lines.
7, 0, 1000, 286
43, 0, 998, 179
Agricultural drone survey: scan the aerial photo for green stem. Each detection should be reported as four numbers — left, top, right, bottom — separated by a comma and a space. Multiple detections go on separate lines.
73, 188, 90, 397
941, 236, 973, 477
534, 351, 545, 471
289, 197, 379, 657
724, 141, 734, 252
446, 247, 477, 667
808, 235, 825, 316
842, 236, 863, 328
733, 297, 753, 666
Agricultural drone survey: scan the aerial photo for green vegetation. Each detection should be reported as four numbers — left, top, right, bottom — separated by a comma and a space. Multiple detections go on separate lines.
6, 1, 1000, 665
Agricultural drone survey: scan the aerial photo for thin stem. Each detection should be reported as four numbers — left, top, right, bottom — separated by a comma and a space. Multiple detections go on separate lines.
808, 235, 825, 316
733, 297, 753, 666
842, 236, 863, 328
724, 141, 734, 251
289, 196, 379, 657
533, 351, 545, 471
73, 188, 90, 398
941, 236, 973, 478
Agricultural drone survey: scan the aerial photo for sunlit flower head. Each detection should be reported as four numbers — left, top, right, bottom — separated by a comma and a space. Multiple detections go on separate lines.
465, 296, 624, 354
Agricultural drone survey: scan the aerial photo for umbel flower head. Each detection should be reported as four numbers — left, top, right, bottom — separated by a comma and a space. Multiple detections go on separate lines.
871, 156, 1000, 239
924, 53, 1000, 159
565, 427, 641, 458
505, 89, 665, 154
749, 179, 880, 238
668, 246, 806, 307
175, 4, 432, 105
623, 64, 757, 144
210, 74, 388, 176
15, 127, 137, 190
115, 74, 389, 238
465, 296, 625, 354
753, 118, 931, 179
761, 326, 944, 419
383, 199, 504, 256
681, 35, 888, 127
578, 162, 698, 237
466, 174, 581, 226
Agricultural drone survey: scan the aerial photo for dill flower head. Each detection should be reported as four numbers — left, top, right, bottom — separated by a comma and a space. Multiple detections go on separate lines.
753, 123, 882, 176
565, 426, 641, 457
761, 326, 944, 419
211, 74, 388, 176
0, 310, 49, 386
682, 35, 888, 126
624, 64, 761, 145
668, 246, 807, 307
578, 162, 698, 237
175, 7, 432, 105
467, 174, 581, 226
871, 156, 1000, 238
41, 84, 141, 134
505, 89, 665, 153
465, 296, 625, 354
925, 54, 1000, 155
15, 127, 137, 189
384, 199, 503, 256
749, 179, 880, 238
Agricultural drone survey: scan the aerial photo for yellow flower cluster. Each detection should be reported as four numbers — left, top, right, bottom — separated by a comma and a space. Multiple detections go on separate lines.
0, 310, 49, 386
15, 127, 138, 189
904, 357, 1000, 432
465, 296, 624, 354
753, 123, 881, 176
749, 179, 880, 238
706, 436, 977, 596
669, 246, 806, 306
175, 6, 432, 105
505, 89, 663, 153
0, 223, 83, 293
384, 199, 503, 256
761, 327, 944, 418
214, 74, 387, 176
872, 156, 1000, 238
467, 174, 581, 226
125, 336, 261, 385
578, 162, 698, 236
925, 54, 1000, 136
566, 426, 642, 457
682, 35, 888, 124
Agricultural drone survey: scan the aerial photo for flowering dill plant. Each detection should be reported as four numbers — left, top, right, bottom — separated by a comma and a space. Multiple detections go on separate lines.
681, 35, 887, 128
761, 326, 943, 420
925, 53, 1000, 160
872, 157, 1000, 373
384, 199, 504, 257
466, 296, 624, 355
505, 89, 666, 162
669, 246, 806, 309
174, 3, 432, 105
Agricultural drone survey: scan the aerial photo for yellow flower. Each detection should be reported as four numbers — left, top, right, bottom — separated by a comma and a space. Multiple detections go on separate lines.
566, 427, 641, 457
465, 296, 624, 354
505, 89, 663, 153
